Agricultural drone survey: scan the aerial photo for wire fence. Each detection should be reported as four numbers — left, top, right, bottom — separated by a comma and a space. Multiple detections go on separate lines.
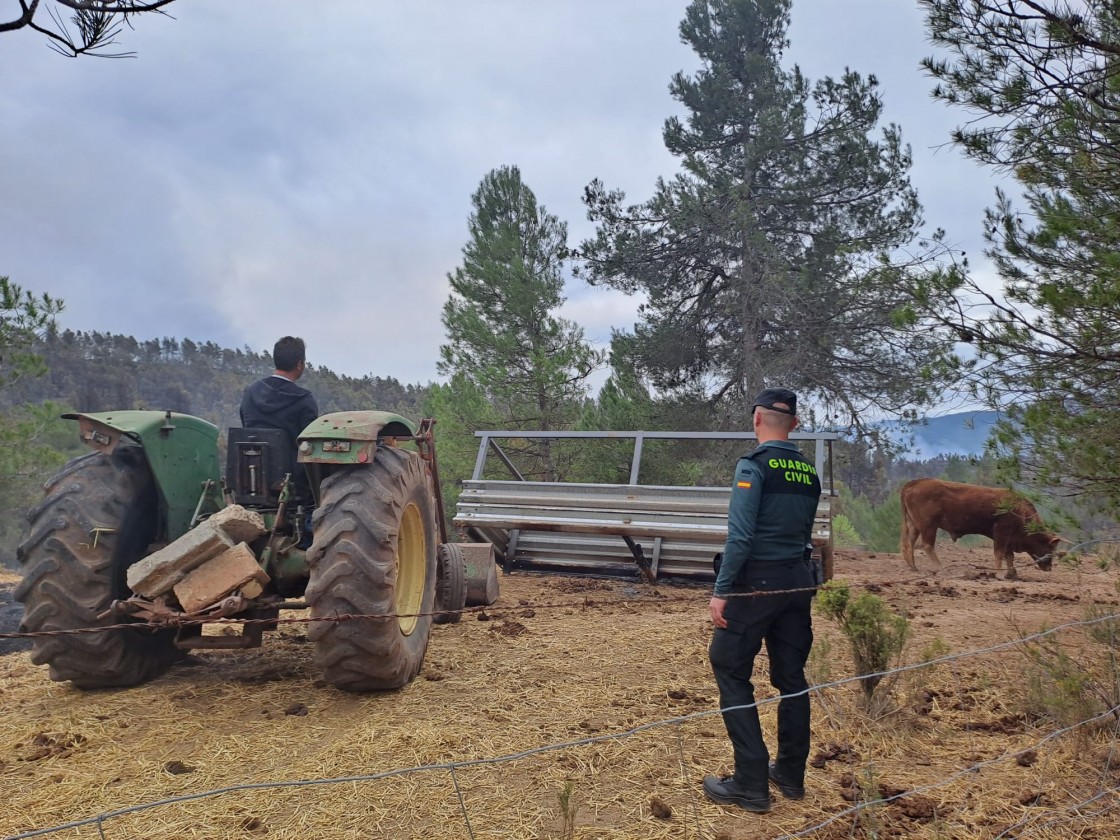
3, 553, 1115, 642
4, 595, 1120, 840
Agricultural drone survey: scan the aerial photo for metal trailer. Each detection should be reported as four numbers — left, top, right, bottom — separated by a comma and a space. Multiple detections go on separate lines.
452, 430, 838, 582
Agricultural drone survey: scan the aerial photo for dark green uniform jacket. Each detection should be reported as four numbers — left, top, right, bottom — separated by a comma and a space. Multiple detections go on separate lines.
714, 440, 822, 596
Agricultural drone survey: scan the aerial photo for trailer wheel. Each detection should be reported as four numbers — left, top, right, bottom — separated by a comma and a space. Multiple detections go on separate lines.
305, 446, 438, 691
434, 543, 467, 625
15, 448, 180, 688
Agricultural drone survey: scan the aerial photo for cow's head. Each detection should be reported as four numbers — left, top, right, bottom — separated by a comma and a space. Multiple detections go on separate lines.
1028, 535, 1065, 570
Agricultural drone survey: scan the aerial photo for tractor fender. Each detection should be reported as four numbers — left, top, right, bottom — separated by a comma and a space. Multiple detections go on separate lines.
63, 410, 222, 540
297, 410, 418, 466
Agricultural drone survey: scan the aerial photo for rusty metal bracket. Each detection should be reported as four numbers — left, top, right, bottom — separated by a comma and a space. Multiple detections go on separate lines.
414, 418, 449, 544
101, 590, 253, 623
99, 596, 177, 625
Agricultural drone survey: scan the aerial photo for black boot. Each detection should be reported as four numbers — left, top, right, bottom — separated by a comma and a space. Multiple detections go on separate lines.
702, 775, 771, 812
768, 763, 806, 800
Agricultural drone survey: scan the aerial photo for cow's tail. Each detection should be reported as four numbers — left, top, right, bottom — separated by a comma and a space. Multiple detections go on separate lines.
899, 484, 916, 569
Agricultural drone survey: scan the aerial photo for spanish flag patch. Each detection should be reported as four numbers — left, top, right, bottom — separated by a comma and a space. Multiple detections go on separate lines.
737, 481, 752, 489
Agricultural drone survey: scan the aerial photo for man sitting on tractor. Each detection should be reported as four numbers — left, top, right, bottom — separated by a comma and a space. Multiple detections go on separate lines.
239, 335, 319, 499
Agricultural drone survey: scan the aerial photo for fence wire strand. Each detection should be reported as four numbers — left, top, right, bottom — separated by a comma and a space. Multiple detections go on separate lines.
0, 566, 1110, 642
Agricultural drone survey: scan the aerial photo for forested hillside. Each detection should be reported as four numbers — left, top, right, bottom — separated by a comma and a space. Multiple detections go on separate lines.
1, 329, 428, 430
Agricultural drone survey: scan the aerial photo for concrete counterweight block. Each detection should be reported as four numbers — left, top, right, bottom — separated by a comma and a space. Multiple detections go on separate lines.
126, 521, 235, 598
173, 542, 270, 613
206, 504, 267, 544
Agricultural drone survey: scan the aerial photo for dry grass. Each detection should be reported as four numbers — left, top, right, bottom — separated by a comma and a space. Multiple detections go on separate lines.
2, 547, 1120, 839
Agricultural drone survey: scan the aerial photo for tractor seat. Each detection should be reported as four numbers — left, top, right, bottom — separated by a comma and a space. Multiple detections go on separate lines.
226, 428, 294, 507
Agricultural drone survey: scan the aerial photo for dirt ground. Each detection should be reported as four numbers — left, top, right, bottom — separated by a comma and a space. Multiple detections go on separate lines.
2, 544, 1119, 840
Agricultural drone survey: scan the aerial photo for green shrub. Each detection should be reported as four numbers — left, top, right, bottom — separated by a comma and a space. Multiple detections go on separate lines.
816, 580, 910, 707
1022, 633, 1098, 729
919, 637, 951, 663
1019, 605, 1120, 732
832, 514, 862, 549
807, 634, 833, 686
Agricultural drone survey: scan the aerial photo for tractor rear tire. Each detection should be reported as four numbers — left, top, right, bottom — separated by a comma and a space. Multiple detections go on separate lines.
305, 446, 438, 691
434, 543, 467, 625
14, 447, 180, 688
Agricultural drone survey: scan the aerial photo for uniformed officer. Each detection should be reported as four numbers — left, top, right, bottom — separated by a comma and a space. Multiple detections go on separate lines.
703, 387, 822, 813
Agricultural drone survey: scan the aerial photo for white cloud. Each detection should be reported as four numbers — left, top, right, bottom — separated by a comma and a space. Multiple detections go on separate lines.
0, 0, 1008, 394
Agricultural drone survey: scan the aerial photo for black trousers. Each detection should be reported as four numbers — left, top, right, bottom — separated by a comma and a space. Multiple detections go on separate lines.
709, 585, 814, 790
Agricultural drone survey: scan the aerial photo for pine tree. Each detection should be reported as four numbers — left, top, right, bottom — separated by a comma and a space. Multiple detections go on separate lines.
0, 276, 65, 559
920, 0, 1120, 510
0, 277, 62, 390
579, 0, 959, 432
438, 165, 604, 481
1, 1, 176, 58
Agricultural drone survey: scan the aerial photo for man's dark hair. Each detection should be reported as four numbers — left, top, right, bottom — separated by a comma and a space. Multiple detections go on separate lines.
273, 336, 306, 372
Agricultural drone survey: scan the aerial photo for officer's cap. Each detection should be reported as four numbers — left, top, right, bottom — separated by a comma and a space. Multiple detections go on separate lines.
752, 387, 797, 416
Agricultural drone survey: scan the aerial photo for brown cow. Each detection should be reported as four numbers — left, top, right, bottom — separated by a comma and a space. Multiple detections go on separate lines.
900, 478, 1063, 580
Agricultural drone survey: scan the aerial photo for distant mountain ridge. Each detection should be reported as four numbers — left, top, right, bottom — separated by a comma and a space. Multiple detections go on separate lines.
900, 410, 999, 458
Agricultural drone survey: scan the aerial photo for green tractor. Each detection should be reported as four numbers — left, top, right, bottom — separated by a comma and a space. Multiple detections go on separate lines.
15, 409, 467, 691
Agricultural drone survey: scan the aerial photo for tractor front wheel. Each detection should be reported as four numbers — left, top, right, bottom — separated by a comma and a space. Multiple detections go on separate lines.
304, 446, 438, 691
15, 447, 180, 688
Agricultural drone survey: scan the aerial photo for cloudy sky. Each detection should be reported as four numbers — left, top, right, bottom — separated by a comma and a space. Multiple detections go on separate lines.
1, 1, 1007, 387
